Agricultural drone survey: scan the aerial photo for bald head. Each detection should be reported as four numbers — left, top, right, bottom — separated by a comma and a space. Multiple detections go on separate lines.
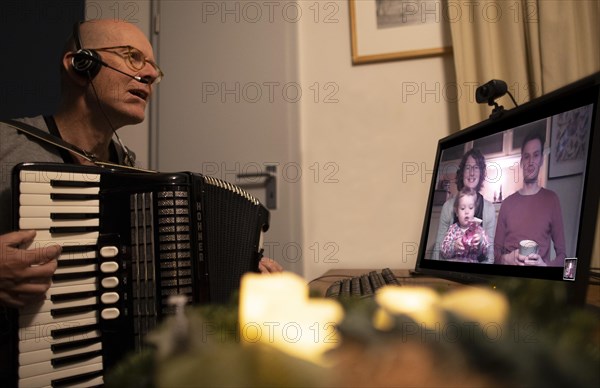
76, 20, 153, 54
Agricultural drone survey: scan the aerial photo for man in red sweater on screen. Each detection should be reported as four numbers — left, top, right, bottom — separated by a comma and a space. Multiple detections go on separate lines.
494, 130, 566, 267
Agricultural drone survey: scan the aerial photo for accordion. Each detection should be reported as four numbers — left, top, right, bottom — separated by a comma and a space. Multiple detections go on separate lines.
7, 162, 270, 387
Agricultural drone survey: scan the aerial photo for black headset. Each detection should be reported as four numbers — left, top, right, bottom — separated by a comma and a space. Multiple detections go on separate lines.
71, 21, 102, 79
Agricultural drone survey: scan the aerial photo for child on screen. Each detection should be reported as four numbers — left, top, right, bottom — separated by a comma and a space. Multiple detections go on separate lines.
440, 188, 490, 263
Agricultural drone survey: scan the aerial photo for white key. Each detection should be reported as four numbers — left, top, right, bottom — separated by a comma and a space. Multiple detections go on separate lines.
20, 206, 99, 218
19, 325, 100, 350
41, 283, 97, 300
54, 264, 98, 276
18, 363, 104, 388
19, 182, 100, 195
19, 170, 101, 183
19, 356, 102, 380
19, 310, 97, 327
31, 231, 100, 241
57, 251, 98, 260
20, 218, 99, 230
63, 374, 104, 388
30, 238, 98, 245
19, 339, 102, 367
19, 296, 97, 315
19, 194, 99, 207
20, 238, 98, 251
51, 276, 97, 287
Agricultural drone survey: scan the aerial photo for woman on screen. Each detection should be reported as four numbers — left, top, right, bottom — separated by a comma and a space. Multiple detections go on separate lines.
433, 148, 496, 263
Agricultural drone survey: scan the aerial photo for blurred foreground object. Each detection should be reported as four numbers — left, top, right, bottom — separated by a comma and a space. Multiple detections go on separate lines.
238, 272, 344, 363
106, 278, 599, 388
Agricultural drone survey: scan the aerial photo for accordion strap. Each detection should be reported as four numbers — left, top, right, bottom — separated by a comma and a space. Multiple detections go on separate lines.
1, 119, 156, 173
2, 118, 99, 163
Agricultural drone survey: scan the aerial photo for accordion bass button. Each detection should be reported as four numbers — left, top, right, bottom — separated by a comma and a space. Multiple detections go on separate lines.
102, 276, 120, 288
101, 307, 121, 320
100, 246, 119, 258
100, 261, 119, 273
101, 292, 120, 304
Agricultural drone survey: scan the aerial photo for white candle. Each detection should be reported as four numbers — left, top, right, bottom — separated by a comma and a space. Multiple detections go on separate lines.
373, 286, 442, 331
238, 272, 344, 363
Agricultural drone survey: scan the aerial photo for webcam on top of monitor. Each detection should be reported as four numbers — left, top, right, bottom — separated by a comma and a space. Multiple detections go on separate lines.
476, 79, 519, 119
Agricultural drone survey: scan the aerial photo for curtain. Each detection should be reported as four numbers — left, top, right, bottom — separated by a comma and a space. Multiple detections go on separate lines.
448, 0, 600, 266
450, 0, 599, 127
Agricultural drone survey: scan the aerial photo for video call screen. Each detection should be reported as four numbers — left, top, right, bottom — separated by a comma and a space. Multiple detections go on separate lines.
419, 103, 595, 282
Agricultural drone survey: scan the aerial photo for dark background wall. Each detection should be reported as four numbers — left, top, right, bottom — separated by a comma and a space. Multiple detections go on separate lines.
0, 0, 84, 120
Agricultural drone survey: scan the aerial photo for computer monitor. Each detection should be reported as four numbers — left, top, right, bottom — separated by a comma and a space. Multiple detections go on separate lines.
415, 72, 600, 304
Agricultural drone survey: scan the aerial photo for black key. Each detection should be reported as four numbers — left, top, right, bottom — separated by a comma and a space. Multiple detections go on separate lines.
53, 271, 97, 282
51, 290, 98, 302
50, 193, 99, 201
57, 258, 97, 268
51, 213, 99, 220
52, 349, 103, 368
50, 226, 99, 234
50, 180, 100, 188
51, 337, 101, 352
52, 369, 103, 387
52, 323, 99, 339
51, 303, 98, 317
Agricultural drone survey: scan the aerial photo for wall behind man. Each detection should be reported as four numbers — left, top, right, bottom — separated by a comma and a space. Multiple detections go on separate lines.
298, 2, 458, 280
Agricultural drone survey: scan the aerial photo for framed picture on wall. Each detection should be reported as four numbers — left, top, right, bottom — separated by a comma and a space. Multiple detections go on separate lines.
349, 0, 452, 64
548, 104, 593, 178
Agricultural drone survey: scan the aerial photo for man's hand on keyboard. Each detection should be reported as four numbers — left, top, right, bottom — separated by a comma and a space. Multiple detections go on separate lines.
0, 230, 61, 308
258, 257, 283, 274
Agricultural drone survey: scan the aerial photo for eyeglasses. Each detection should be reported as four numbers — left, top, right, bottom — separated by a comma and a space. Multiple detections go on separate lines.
93, 45, 164, 84
464, 164, 481, 173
